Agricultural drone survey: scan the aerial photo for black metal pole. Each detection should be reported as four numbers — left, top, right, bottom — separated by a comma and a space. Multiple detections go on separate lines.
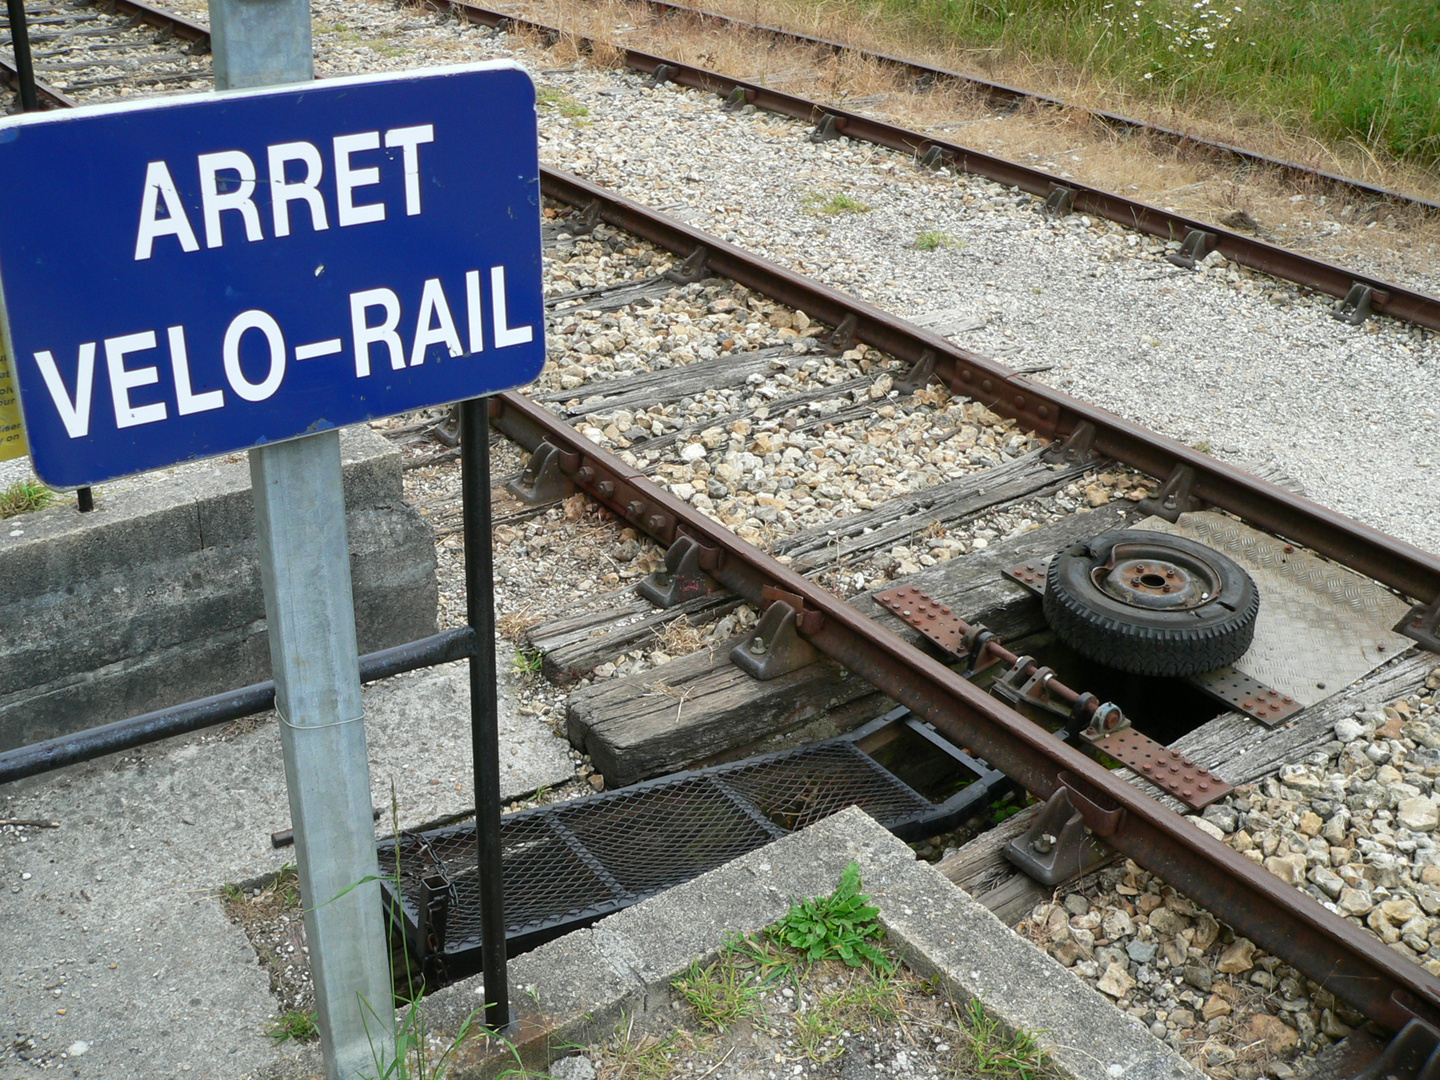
5, 0, 38, 113
460, 395, 509, 1032
76, 487, 93, 512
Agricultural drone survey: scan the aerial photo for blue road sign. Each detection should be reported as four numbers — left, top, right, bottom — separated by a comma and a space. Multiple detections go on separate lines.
0, 62, 545, 488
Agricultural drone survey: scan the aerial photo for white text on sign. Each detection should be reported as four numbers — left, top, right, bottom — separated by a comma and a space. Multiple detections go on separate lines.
134, 125, 435, 260
32, 268, 533, 438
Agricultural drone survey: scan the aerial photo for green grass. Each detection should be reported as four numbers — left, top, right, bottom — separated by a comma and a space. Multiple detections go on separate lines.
913, 229, 959, 250
510, 647, 544, 675
803, 191, 872, 215
266, 1010, 319, 1044
816, 0, 1440, 169
536, 86, 591, 118
959, 998, 1055, 1080
0, 480, 55, 519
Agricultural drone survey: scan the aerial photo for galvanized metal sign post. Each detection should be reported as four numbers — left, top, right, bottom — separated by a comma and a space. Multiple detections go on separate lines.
0, 25, 543, 1078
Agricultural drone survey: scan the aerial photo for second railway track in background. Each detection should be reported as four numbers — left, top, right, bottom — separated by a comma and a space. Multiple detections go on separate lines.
5, 2, 1440, 1074
0, 0, 209, 105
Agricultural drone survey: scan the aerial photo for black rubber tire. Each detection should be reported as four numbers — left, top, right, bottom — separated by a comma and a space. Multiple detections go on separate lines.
1042, 529, 1259, 677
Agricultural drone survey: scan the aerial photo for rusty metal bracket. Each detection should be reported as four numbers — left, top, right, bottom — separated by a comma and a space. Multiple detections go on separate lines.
1190, 667, 1302, 726
992, 657, 1071, 719
638, 535, 722, 608
1351, 1018, 1440, 1080
417, 870, 454, 983
1041, 185, 1076, 220
1400, 595, 1440, 653
506, 441, 579, 504
731, 600, 822, 680
1138, 464, 1203, 521
809, 113, 841, 142
566, 198, 604, 236
646, 63, 678, 87
1333, 282, 1390, 326
917, 146, 945, 171
721, 86, 748, 112
1089, 728, 1231, 807
823, 313, 860, 355
664, 246, 711, 285
894, 350, 937, 395
1166, 229, 1218, 269
1040, 421, 1099, 467
1003, 787, 1114, 886
1003, 560, 1049, 595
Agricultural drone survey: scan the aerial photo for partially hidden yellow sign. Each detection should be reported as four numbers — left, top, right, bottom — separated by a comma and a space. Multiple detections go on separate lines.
0, 337, 28, 463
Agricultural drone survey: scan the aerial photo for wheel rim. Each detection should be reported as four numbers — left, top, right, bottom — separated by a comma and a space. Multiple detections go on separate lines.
1088, 540, 1224, 612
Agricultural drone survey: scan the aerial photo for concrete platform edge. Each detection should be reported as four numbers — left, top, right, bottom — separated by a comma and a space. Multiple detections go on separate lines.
393, 807, 1202, 1080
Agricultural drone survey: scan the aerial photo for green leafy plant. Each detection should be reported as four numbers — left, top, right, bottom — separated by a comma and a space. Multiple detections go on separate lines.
767, 861, 892, 970
0, 480, 55, 519
266, 1009, 319, 1044
511, 647, 544, 676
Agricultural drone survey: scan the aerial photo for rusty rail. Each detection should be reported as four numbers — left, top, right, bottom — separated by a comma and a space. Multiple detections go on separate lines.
432, 0, 1440, 333
540, 167, 1440, 611
490, 384, 1440, 1035
637, 0, 1440, 216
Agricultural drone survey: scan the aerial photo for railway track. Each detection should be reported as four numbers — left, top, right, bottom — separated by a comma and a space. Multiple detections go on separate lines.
8, 0, 1440, 332
5, 4, 1440, 1073
0, 0, 208, 106
550, 0, 1440, 218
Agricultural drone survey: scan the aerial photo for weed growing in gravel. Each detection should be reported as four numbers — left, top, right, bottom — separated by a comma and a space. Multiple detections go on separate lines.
767, 860, 894, 970
959, 997, 1052, 1080
536, 85, 591, 118
912, 229, 958, 250
0, 479, 54, 518
597, 1013, 691, 1079
803, 191, 872, 215
657, 863, 1058, 1078
672, 953, 768, 1032
510, 646, 545, 676
266, 1010, 319, 1044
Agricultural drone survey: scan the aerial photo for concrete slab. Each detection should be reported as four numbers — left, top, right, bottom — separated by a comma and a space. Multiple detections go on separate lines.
363, 660, 576, 833
419, 808, 1201, 1080
0, 642, 572, 1080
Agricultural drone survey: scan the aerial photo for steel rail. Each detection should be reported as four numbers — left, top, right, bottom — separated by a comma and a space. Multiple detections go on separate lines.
488, 385, 1440, 1035
30, 0, 1440, 332
101, 0, 209, 43
540, 167, 1440, 610
634, 0, 1440, 215
0, 54, 75, 106
434, 0, 1440, 333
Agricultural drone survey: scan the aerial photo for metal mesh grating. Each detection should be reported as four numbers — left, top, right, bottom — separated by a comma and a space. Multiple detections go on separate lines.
379, 732, 963, 977
716, 742, 932, 832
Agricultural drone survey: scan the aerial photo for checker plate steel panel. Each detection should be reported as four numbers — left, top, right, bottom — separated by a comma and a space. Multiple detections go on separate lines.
1139, 513, 1413, 707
